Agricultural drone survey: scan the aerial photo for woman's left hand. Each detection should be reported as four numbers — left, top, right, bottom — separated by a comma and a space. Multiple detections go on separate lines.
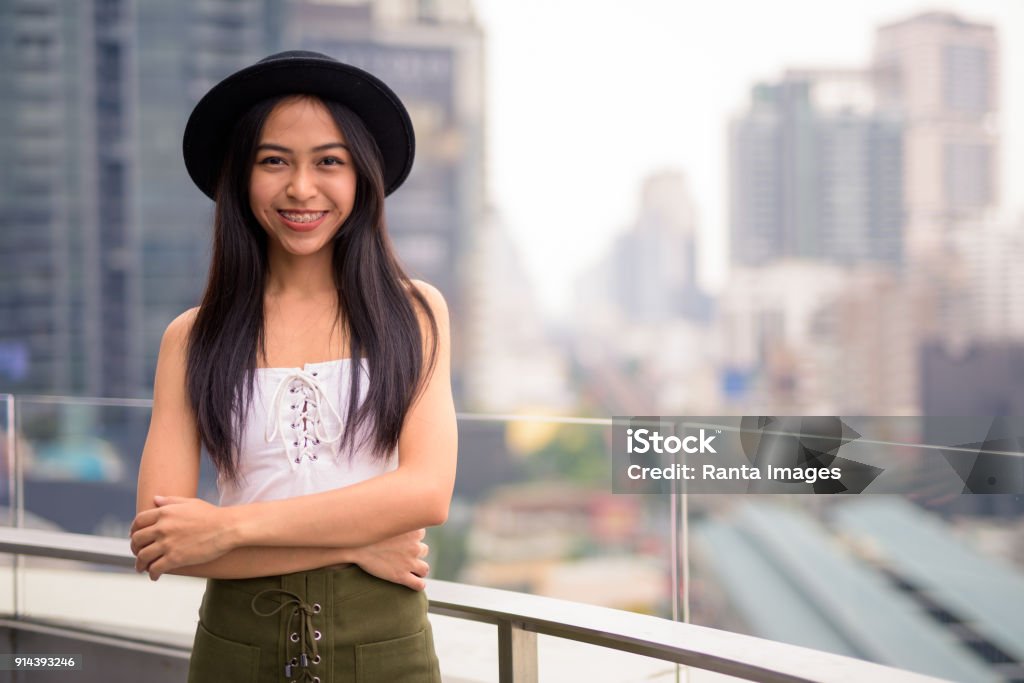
130, 496, 236, 580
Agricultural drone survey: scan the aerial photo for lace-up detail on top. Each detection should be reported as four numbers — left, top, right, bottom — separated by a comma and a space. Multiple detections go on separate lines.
265, 369, 344, 470
217, 358, 399, 507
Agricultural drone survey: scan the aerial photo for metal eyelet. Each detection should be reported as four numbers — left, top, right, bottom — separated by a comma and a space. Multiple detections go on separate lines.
310, 454, 318, 461
314, 630, 322, 641
294, 457, 301, 464
290, 657, 298, 666
289, 632, 300, 642
312, 371, 318, 376
312, 603, 321, 613
313, 677, 321, 683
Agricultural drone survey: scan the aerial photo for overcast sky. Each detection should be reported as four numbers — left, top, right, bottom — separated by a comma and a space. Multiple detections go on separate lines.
471, 0, 1024, 316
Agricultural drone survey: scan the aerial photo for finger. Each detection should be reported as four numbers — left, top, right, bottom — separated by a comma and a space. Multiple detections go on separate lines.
415, 559, 430, 577
131, 526, 160, 552
416, 528, 426, 540
418, 543, 429, 558
129, 527, 157, 555
406, 574, 426, 591
135, 543, 164, 573
129, 509, 159, 534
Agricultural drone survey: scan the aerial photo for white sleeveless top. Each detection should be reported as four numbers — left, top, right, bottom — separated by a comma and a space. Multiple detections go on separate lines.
217, 358, 398, 506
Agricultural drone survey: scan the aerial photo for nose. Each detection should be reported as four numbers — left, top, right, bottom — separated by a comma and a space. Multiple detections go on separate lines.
286, 164, 317, 202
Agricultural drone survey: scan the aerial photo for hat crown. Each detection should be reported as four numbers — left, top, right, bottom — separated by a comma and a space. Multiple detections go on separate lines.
184, 49, 415, 199
257, 50, 336, 65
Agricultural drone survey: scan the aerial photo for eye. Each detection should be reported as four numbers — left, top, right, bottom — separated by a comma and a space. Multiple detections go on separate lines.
320, 156, 346, 166
257, 156, 286, 166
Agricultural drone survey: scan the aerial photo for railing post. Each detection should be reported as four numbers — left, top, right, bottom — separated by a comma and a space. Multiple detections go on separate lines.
497, 620, 537, 683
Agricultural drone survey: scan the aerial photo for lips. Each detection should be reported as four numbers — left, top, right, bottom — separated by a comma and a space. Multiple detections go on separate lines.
276, 209, 329, 232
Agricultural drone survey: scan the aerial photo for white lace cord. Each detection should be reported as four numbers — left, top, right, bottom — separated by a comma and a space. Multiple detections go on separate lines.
265, 370, 344, 470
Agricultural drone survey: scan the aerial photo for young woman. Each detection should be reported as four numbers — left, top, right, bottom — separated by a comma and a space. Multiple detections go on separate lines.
130, 51, 456, 682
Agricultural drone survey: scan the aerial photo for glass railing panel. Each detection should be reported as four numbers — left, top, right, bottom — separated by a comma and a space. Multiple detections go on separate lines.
14, 396, 151, 538
686, 418, 1024, 683
1, 394, 12, 525
0, 396, 14, 616
12, 396, 221, 539
442, 416, 679, 621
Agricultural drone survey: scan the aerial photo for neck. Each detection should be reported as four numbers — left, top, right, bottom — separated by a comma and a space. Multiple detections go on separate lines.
264, 245, 337, 300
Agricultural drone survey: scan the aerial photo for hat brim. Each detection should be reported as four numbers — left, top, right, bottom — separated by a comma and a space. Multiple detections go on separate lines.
182, 56, 414, 199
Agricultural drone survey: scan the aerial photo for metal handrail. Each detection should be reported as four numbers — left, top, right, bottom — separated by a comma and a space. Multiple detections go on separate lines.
0, 527, 952, 683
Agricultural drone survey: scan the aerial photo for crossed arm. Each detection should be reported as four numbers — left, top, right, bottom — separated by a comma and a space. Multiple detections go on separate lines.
130, 283, 456, 590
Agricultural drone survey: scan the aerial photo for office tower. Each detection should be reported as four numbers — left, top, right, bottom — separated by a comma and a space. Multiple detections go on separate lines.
1, 0, 483, 401
0, 0, 139, 397
282, 0, 485, 400
135, 0, 278, 391
729, 69, 902, 267
462, 210, 573, 413
873, 12, 999, 257
0, 0, 278, 398
608, 170, 709, 325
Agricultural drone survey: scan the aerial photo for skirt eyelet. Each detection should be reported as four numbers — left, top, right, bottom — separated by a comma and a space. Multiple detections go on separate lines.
289, 632, 300, 643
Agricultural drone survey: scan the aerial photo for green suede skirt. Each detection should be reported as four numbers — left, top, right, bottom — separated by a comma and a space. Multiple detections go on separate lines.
188, 564, 441, 682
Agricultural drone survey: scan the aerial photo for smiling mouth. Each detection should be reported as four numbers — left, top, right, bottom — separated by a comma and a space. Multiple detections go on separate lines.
277, 210, 328, 223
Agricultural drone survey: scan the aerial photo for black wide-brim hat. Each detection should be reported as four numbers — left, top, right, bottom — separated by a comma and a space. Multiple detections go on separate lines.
183, 50, 415, 199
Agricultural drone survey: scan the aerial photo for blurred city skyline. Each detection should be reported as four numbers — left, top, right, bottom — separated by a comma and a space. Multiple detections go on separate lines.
473, 0, 1023, 316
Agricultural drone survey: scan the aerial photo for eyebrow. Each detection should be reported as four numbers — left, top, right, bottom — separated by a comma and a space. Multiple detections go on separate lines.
255, 142, 349, 153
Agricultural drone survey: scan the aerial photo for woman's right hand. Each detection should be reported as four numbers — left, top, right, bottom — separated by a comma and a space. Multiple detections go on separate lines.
349, 528, 430, 591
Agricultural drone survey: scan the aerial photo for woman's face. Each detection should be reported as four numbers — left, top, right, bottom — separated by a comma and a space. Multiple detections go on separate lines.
249, 95, 358, 258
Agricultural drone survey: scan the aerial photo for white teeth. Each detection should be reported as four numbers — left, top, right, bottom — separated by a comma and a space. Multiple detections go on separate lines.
279, 211, 326, 223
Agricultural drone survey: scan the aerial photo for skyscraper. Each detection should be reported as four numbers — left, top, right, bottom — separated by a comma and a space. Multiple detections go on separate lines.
1, 0, 484, 402
0, 0, 280, 398
873, 11, 999, 257
729, 69, 903, 267
283, 0, 485, 398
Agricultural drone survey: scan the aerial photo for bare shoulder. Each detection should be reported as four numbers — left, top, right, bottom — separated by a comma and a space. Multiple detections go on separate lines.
161, 307, 200, 350
166, 306, 200, 337
406, 279, 449, 323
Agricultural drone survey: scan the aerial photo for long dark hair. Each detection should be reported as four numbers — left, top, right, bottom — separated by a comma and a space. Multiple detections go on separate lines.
186, 94, 438, 483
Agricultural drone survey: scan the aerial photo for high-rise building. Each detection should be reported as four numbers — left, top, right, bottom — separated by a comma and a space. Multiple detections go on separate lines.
0, 0, 132, 396
873, 12, 999, 257
462, 209, 573, 413
0, 0, 279, 398
604, 170, 709, 325
1, 0, 484, 402
954, 219, 1024, 342
729, 69, 903, 267
283, 0, 486, 399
